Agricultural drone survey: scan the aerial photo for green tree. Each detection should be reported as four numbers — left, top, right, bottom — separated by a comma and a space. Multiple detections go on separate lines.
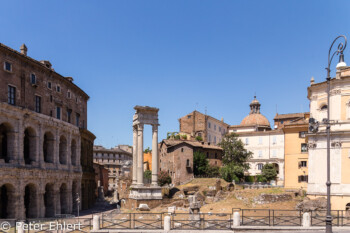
261, 164, 277, 182
195, 136, 203, 141
218, 133, 252, 169
144, 147, 152, 153
193, 151, 209, 176
158, 171, 172, 186
144, 170, 152, 179
220, 163, 244, 182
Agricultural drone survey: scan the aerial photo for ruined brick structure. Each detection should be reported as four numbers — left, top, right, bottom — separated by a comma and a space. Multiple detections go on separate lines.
0, 43, 95, 219
159, 139, 223, 185
179, 111, 229, 144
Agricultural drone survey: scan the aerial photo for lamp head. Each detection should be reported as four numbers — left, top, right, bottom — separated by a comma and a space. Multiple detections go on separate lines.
336, 52, 347, 69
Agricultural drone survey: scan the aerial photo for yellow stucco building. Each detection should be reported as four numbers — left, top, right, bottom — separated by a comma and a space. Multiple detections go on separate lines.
280, 113, 309, 190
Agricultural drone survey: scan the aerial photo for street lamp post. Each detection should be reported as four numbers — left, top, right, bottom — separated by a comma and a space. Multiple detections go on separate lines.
325, 35, 347, 233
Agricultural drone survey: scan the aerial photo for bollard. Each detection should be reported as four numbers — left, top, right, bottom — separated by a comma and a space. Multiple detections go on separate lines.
233, 211, 240, 227
164, 215, 171, 232
302, 212, 311, 227
17, 221, 25, 233
93, 215, 100, 231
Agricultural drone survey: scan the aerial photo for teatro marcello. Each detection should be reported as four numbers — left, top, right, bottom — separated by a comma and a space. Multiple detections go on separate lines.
0, 43, 96, 219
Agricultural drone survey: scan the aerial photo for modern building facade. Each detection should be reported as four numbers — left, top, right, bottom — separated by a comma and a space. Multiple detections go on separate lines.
93, 145, 132, 191
229, 97, 284, 184
159, 139, 223, 185
0, 43, 95, 219
179, 111, 229, 144
307, 67, 350, 210
282, 113, 309, 189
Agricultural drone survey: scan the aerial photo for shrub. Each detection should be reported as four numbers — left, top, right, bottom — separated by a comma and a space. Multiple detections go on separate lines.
158, 171, 172, 186
220, 163, 244, 183
195, 136, 203, 141
181, 134, 187, 140
144, 170, 152, 179
175, 135, 180, 140
206, 165, 220, 177
244, 176, 255, 183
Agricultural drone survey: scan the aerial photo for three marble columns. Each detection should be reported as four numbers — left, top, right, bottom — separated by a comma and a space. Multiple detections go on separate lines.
132, 123, 159, 186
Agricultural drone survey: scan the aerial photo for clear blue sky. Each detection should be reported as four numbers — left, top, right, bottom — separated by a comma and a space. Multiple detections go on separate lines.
1, 1, 349, 148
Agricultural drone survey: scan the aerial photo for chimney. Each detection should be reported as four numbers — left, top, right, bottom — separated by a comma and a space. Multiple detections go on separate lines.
20, 44, 27, 56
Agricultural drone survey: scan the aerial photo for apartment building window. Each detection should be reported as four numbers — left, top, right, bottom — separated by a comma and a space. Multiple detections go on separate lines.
187, 115, 191, 119
4, 61, 12, 72
8, 85, 16, 105
50, 95, 53, 102
30, 74, 37, 85
301, 143, 308, 152
56, 85, 61, 93
208, 122, 211, 128
258, 150, 262, 158
272, 136, 277, 144
67, 91, 71, 99
35, 96, 41, 113
299, 161, 307, 168
206, 152, 209, 158
214, 136, 216, 144
257, 163, 263, 170
298, 175, 308, 183
67, 109, 72, 123
76, 113, 80, 127
214, 124, 216, 131
215, 153, 217, 159
272, 150, 276, 158
56, 107, 61, 119
181, 148, 184, 152
259, 137, 263, 145
299, 131, 307, 138
245, 138, 249, 145
47, 82, 52, 89
186, 159, 190, 167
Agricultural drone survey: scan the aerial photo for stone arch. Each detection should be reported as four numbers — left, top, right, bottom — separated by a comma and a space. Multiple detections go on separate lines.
272, 163, 279, 174
60, 183, 68, 214
0, 122, 15, 163
0, 183, 16, 218
59, 136, 67, 164
24, 127, 37, 164
71, 139, 77, 165
24, 183, 38, 218
44, 183, 55, 217
43, 132, 54, 163
72, 181, 79, 214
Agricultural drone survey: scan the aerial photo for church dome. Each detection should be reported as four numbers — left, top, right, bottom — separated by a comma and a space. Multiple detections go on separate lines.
240, 114, 270, 127
240, 96, 270, 127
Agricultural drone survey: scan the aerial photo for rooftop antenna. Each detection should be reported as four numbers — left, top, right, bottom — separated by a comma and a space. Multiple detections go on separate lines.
276, 104, 278, 115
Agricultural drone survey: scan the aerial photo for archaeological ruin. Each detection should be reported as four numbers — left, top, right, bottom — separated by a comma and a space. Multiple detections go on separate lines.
0, 43, 96, 219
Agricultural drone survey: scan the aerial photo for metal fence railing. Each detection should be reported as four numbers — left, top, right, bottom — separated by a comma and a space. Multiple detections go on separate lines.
101, 213, 163, 230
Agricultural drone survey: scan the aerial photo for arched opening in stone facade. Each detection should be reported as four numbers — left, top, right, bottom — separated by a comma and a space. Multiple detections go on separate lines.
59, 136, 67, 164
272, 163, 279, 175
0, 123, 14, 163
0, 184, 15, 218
60, 183, 68, 214
71, 139, 77, 165
24, 127, 36, 164
24, 184, 38, 218
72, 181, 79, 214
44, 183, 55, 217
43, 132, 54, 163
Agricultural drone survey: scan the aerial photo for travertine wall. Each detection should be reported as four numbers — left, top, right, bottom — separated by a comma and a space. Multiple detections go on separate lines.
0, 103, 82, 219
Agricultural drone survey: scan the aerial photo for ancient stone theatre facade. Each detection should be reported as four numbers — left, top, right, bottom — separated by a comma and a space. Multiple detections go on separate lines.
0, 43, 95, 219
